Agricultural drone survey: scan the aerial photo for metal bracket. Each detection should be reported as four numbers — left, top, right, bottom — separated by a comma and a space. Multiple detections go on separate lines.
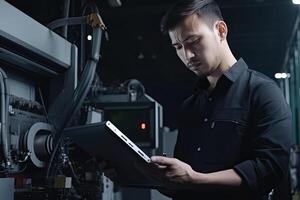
87, 13, 107, 30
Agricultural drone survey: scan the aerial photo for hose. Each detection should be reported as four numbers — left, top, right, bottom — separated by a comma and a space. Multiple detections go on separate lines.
0, 68, 12, 169
47, 23, 103, 178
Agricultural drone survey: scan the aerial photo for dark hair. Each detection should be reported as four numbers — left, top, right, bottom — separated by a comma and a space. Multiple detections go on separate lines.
160, 0, 223, 33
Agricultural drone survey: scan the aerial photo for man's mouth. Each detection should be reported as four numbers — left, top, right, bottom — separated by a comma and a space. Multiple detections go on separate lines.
187, 62, 201, 69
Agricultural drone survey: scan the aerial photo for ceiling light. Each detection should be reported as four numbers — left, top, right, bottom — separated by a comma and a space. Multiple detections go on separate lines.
281, 73, 288, 79
275, 73, 283, 79
292, 0, 300, 5
275, 73, 291, 79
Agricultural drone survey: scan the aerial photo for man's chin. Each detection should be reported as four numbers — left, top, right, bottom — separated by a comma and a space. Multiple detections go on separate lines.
189, 65, 211, 77
193, 70, 207, 77
194, 68, 216, 77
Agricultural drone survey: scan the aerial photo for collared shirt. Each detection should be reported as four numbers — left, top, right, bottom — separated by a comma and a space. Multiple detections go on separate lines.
173, 58, 292, 200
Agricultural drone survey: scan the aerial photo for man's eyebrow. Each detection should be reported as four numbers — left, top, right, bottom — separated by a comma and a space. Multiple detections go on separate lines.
171, 35, 196, 46
171, 42, 180, 46
182, 35, 196, 42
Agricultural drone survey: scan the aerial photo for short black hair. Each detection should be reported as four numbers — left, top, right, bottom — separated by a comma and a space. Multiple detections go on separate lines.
160, 0, 223, 34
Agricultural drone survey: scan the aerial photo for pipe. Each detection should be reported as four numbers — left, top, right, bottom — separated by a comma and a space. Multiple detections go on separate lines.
48, 24, 103, 178
47, 17, 87, 31
0, 68, 11, 169
63, 0, 71, 38
80, 3, 100, 72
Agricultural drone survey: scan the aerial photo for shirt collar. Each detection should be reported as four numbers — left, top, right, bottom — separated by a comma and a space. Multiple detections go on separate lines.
222, 58, 248, 82
193, 58, 248, 94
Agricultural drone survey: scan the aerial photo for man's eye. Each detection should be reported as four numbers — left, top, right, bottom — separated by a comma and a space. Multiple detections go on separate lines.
189, 38, 200, 45
193, 38, 200, 43
174, 45, 182, 50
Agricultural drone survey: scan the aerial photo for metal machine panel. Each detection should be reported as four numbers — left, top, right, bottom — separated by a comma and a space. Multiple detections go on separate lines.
0, 0, 73, 73
6, 70, 36, 101
0, 178, 14, 200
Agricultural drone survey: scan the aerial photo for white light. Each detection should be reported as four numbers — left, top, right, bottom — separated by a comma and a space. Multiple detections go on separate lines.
274, 73, 291, 79
281, 73, 288, 79
87, 35, 92, 41
275, 73, 282, 79
293, 0, 300, 4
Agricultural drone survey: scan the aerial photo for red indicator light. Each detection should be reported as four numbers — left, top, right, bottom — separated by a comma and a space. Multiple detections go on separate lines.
140, 123, 146, 130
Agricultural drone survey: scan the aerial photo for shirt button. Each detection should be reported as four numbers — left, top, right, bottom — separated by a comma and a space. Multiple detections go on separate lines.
197, 147, 201, 152
208, 97, 213, 101
204, 118, 208, 122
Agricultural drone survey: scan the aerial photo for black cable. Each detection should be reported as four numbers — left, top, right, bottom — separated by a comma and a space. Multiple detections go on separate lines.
46, 1, 107, 180
80, 2, 100, 72
47, 22, 103, 179
47, 61, 97, 175
62, 0, 71, 38
38, 87, 50, 124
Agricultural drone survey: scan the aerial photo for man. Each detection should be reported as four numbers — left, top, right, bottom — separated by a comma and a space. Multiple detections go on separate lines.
144, 0, 292, 199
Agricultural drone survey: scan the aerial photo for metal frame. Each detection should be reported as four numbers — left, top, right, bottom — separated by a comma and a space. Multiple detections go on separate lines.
0, 0, 73, 75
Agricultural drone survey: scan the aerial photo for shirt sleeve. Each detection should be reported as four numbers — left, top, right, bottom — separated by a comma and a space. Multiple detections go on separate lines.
233, 82, 292, 195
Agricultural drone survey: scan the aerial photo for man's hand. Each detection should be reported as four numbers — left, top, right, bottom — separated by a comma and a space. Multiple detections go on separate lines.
138, 156, 241, 191
151, 156, 198, 185
136, 156, 207, 190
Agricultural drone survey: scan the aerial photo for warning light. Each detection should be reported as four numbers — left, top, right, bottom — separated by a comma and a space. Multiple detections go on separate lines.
140, 123, 147, 130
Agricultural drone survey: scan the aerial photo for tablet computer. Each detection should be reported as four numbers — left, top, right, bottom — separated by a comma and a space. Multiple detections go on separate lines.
63, 121, 163, 189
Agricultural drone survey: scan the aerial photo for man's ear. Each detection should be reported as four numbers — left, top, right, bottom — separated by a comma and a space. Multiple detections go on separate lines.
215, 21, 227, 41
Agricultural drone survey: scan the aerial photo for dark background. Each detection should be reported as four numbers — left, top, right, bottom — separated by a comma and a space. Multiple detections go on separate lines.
6, 0, 299, 129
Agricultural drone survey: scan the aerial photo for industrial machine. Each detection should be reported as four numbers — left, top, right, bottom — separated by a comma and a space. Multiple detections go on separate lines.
0, 0, 166, 199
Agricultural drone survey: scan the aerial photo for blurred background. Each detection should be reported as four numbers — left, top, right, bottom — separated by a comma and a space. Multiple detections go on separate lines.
6, 0, 299, 130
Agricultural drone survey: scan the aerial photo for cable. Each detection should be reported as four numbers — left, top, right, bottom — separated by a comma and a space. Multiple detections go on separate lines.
47, 17, 87, 31
47, 17, 103, 179
80, 2, 100, 72
38, 87, 50, 124
46, 1, 108, 179
0, 68, 12, 170
46, 60, 98, 176
63, 0, 71, 38
68, 160, 80, 185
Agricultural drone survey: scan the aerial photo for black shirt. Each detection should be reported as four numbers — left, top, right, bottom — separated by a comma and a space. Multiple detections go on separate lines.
173, 58, 292, 200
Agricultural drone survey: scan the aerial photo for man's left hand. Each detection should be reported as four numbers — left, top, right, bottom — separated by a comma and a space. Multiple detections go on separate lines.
136, 156, 206, 190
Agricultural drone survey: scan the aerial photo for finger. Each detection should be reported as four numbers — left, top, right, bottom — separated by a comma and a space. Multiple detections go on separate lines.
157, 164, 168, 169
151, 156, 176, 166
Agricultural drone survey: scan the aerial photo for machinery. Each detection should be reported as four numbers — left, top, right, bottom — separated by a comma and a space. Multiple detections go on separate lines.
0, 0, 166, 199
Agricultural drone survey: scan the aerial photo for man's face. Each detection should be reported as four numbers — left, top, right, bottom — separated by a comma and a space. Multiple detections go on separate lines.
169, 14, 222, 77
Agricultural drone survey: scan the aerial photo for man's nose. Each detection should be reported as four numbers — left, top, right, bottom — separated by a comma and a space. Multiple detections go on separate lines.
183, 48, 195, 61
